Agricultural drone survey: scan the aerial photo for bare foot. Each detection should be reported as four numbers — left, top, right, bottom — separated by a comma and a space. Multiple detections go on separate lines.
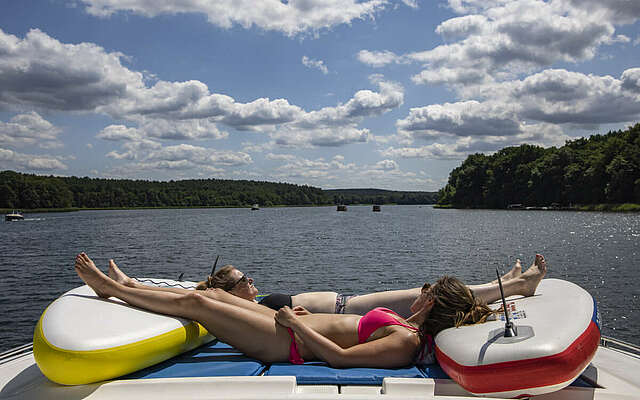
108, 259, 135, 287
519, 254, 547, 296
74, 253, 114, 298
492, 259, 523, 284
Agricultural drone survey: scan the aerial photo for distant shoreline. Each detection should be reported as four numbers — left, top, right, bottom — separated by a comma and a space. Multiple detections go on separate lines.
1, 203, 436, 214
434, 203, 640, 212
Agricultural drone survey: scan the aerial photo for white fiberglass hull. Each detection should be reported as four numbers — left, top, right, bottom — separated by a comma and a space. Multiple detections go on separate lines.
1, 339, 639, 400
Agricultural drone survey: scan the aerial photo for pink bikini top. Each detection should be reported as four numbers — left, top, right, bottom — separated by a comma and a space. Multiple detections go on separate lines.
357, 307, 418, 343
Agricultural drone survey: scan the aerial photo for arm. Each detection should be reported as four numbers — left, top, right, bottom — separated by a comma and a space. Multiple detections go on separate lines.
275, 307, 415, 368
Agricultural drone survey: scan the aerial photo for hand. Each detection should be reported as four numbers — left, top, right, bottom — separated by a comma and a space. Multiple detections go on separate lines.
292, 305, 311, 316
275, 306, 299, 328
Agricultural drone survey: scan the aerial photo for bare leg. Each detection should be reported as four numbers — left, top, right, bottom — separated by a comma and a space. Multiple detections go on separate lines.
343, 258, 530, 318
345, 288, 420, 318
471, 254, 547, 304
74, 253, 290, 361
489, 259, 522, 284
107, 258, 275, 316
291, 292, 338, 313
343, 255, 546, 317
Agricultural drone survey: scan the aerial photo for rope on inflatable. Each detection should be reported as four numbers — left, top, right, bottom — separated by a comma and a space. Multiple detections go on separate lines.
133, 277, 196, 290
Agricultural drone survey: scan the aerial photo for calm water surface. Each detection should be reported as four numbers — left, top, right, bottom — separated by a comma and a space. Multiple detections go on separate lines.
1, 206, 638, 352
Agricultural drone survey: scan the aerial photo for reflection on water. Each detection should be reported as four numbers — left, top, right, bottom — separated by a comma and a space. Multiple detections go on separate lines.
1, 206, 638, 352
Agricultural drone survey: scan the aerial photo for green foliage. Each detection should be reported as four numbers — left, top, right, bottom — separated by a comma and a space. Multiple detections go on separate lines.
323, 188, 438, 205
438, 123, 640, 208
0, 172, 327, 209
0, 172, 438, 209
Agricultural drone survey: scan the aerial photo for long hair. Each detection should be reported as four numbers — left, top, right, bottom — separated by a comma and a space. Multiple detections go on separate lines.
419, 275, 495, 339
195, 265, 237, 291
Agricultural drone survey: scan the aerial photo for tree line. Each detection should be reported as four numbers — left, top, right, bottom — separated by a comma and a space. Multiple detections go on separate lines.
325, 188, 438, 205
437, 123, 640, 208
0, 172, 437, 210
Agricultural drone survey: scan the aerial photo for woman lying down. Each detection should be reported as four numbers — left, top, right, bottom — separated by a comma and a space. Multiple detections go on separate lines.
75, 253, 546, 368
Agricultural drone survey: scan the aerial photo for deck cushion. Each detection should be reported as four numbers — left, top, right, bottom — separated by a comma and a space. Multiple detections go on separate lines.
265, 362, 427, 385
123, 340, 266, 379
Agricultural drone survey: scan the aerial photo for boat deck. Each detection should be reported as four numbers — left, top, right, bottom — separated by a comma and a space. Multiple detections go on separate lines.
1, 337, 639, 399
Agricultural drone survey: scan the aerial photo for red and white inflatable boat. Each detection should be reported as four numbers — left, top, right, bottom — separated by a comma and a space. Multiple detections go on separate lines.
435, 278, 600, 398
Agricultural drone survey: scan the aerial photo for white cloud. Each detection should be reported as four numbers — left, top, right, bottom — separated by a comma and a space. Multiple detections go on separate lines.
267, 153, 430, 189
107, 143, 252, 175
357, 0, 629, 87
396, 68, 640, 151
566, 0, 640, 25
397, 100, 522, 138
621, 68, 640, 93
80, 0, 390, 36
374, 159, 399, 170
435, 14, 488, 40
381, 143, 468, 160
357, 50, 402, 68
402, 0, 419, 9
0, 112, 62, 148
97, 124, 141, 141
388, 65, 640, 161
0, 29, 142, 112
137, 118, 228, 140
302, 56, 329, 74
146, 144, 252, 166
1, 29, 405, 156
294, 79, 404, 128
0, 147, 68, 171
382, 122, 569, 160
513, 69, 640, 124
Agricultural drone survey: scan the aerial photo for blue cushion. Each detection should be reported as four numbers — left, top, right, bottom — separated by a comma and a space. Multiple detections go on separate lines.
265, 361, 427, 385
123, 340, 266, 379
418, 363, 450, 379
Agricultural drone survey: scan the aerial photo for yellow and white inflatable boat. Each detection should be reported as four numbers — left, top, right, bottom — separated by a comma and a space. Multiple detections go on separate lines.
33, 278, 213, 385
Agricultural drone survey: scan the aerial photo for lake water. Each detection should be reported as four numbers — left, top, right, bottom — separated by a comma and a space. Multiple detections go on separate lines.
1, 206, 638, 353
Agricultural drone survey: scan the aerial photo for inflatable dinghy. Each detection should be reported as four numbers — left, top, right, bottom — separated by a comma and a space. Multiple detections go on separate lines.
435, 278, 600, 398
33, 278, 214, 385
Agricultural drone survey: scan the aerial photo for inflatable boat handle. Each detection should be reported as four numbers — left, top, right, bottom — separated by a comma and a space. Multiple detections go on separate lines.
496, 268, 517, 337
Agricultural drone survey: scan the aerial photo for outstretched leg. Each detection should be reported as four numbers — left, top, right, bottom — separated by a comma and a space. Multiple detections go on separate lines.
471, 254, 547, 304
107, 258, 275, 316
489, 259, 522, 285
344, 258, 529, 318
75, 253, 290, 362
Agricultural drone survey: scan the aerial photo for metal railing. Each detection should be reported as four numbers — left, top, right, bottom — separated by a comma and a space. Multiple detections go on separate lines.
0, 343, 33, 365
600, 335, 640, 358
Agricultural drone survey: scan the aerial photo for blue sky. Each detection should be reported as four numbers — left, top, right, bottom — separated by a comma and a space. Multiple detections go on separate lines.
1, 0, 639, 191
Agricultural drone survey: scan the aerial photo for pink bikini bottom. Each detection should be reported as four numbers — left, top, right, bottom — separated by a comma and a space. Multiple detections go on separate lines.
286, 328, 305, 364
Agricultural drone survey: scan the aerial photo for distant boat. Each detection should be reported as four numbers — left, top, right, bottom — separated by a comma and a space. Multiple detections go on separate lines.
251, 204, 260, 210
5, 211, 24, 221
336, 205, 347, 212
372, 205, 381, 212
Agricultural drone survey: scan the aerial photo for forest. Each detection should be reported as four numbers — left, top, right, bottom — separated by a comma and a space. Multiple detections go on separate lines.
4, 124, 637, 211
325, 188, 437, 205
0, 172, 437, 210
437, 123, 640, 209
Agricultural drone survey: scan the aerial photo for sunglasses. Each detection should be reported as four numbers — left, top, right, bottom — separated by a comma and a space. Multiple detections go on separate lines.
227, 274, 248, 291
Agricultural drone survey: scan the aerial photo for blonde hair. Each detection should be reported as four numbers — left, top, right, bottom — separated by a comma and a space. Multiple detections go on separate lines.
420, 275, 495, 338
195, 265, 237, 291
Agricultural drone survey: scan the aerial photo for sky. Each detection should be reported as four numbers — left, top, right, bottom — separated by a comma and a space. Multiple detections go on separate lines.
0, 0, 639, 191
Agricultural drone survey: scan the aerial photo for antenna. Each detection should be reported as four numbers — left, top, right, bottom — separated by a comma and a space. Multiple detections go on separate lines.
496, 268, 517, 337
210, 255, 220, 277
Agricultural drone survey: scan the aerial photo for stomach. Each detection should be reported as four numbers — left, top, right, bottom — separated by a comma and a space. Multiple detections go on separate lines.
296, 314, 362, 358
